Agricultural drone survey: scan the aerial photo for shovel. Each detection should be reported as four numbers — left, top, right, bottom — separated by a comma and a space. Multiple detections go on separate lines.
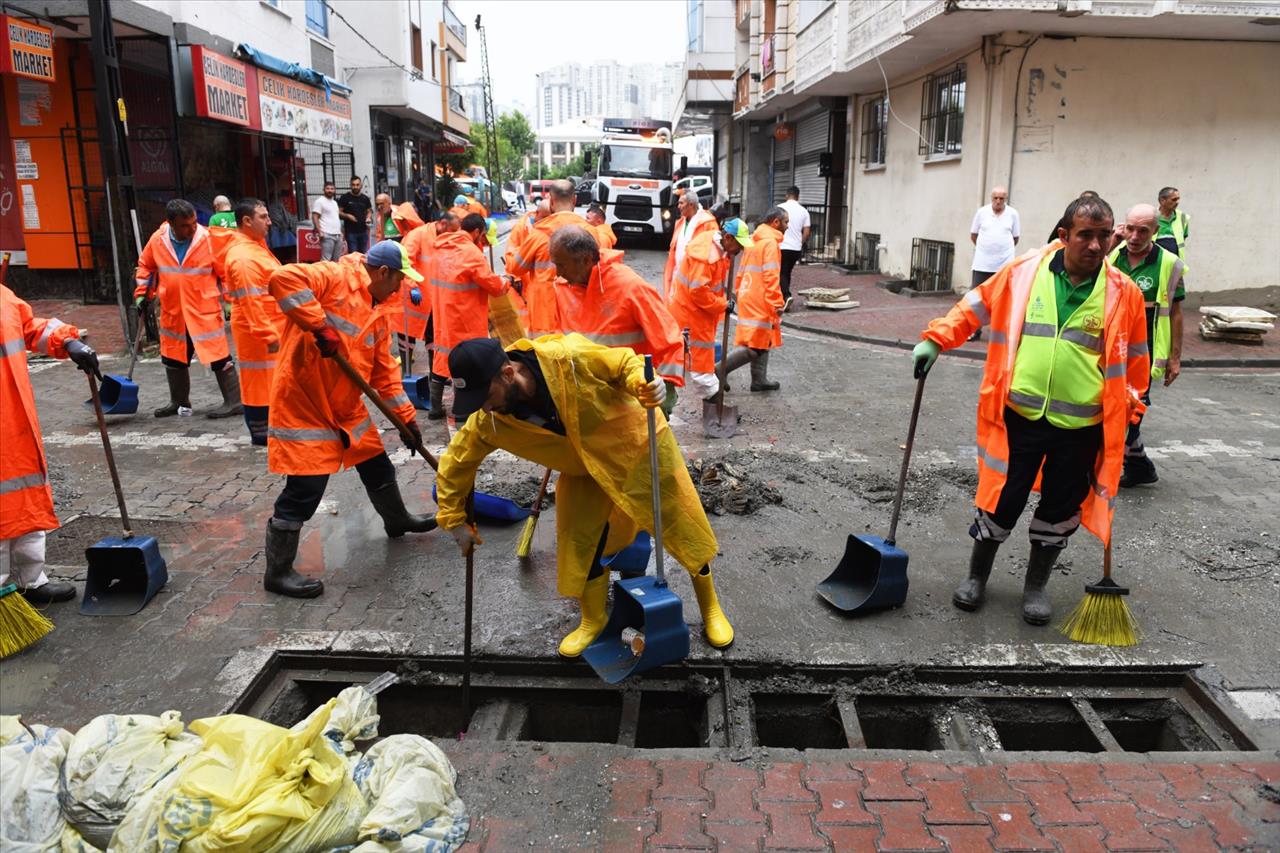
702, 302, 738, 438
583, 355, 691, 683
81, 373, 169, 616
332, 353, 529, 524
816, 374, 926, 613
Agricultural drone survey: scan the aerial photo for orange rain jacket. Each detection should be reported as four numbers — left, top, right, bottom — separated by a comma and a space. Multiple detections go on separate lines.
922, 244, 1150, 546
448, 205, 472, 221
390, 202, 425, 237
398, 220, 438, 341
134, 223, 229, 364
668, 230, 730, 374
552, 249, 685, 386
733, 223, 785, 350
506, 211, 600, 338
592, 222, 618, 249
427, 230, 509, 378
663, 209, 718, 301
266, 255, 415, 475
219, 229, 286, 406
0, 286, 80, 538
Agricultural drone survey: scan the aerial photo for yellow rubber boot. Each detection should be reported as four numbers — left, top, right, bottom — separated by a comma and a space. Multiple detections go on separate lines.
558, 574, 609, 658
690, 568, 734, 649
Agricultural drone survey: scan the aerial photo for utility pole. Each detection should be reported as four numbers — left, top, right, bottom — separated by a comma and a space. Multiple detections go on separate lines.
474, 14, 502, 265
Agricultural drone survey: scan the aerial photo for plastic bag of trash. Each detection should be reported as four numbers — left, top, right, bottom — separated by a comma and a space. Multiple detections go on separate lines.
59, 825, 104, 852
348, 734, 469, 852
58, 710, 201, 848
0, 715, 74, 853
103, 758, 183, 853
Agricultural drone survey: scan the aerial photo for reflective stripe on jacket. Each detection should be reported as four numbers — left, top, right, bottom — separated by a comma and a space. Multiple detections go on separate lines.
398, 222, 438, 339
0, 285, 79, 538
266, 256, 416, 475
733, 224, 785, 350
427, 231, 509, 378
219, 229, 285, 407
134, 223, 229, 364
668, 230, 729, 374
552, 249, 685, 386
664, 209, 718, 302
922, 244, 1149, 547
506, 211, 600, 338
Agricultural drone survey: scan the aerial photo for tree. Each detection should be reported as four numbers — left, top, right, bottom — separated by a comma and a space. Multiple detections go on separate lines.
473, 111, 538, 184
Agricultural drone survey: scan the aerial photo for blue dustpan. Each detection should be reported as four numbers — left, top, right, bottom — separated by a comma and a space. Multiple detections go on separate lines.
601, 531, 652, 575
85, 374, 140, 415
431, 484, 530, 524
81, 534, 168, 616
403, 375, 431, 411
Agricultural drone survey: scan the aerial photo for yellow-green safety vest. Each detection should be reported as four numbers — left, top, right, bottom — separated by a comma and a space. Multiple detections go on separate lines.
1108, 245, 1186, 381
1163, 210, 1189, 258
1008, 257, 1106, 429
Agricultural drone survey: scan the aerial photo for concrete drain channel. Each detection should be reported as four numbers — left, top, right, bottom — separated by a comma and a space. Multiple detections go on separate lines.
229, 653, 1260, 756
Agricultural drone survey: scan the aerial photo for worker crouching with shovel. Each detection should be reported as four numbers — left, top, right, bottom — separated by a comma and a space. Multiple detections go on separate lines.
435, 335, 734, 657
262, 241, 438, 598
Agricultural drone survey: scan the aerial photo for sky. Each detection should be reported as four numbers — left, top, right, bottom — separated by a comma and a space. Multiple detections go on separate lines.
451, 0, 688, 110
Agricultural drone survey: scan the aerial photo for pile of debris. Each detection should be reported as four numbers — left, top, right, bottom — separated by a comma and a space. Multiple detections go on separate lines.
1199, 306, 1276, 345
796, 286, 859, 312
687, 458, 783, 516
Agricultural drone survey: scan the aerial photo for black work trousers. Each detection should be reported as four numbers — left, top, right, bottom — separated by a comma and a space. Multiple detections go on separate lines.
970, 408, 1102, 550
780, 249, 802, 299
272, 452, 396, 526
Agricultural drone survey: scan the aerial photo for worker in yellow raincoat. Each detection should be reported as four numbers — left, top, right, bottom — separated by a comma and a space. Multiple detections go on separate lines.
435, 334, 734, 657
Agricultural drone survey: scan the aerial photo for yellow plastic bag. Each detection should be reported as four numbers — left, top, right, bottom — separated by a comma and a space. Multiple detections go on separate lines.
350, 735, 469, 852
59, 826, 104, 852
1, 716, 73, 853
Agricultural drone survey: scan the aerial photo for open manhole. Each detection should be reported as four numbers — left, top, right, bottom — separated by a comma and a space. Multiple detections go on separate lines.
229, 654, 1258, 755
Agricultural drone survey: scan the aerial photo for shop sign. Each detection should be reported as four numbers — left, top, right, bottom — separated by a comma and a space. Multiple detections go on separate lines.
191, 46, 250, 126
296, 223, 323, 262
256, 69, 353, 148
0, 15, 55, 82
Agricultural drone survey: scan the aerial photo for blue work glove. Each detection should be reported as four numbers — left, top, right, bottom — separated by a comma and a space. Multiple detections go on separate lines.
409, 287, 423, 306
912, 339, 941, 379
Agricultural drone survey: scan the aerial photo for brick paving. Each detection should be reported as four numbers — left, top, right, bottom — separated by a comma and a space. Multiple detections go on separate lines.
782, 266, 1280, 367
447, 751, 1280, 851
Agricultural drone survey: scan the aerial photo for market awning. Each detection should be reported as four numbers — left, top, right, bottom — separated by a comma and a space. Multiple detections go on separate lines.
435, 129, 472, 154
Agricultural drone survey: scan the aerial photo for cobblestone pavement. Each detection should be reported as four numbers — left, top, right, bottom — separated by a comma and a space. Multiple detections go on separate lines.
5, 245, 1279, 850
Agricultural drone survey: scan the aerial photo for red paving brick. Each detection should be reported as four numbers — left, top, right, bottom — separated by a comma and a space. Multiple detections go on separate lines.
759, 800, 826, 850
1040, 824, 1111, 853
1181, 798, 1260, 849
975, 803, 1056, 851
649, 798, 714, 849
1052, 763, 1133, 803
652, 761, 711, 802
1010, 779, 1096, 826
704, 764, 763, 824
958, 765, 1026, 803
758, 761, 816, 802
1077, 802, 1169, 851
865, 801, 946, 851
809, 779, 876, 825
600, 818, 655, 853
704, 820, 766, 852
857, 760, 925, 801
917, 779, 990, 825
816, 824, 881, 850
931, 823, 998, 853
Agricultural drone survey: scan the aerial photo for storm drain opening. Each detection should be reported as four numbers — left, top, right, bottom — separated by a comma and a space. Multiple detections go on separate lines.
229, 654, 1259, 755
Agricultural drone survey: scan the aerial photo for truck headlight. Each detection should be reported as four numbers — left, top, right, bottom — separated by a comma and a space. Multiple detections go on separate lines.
662, 209, 671, 220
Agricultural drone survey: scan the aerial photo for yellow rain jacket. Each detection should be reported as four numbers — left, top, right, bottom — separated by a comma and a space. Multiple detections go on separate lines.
435, 334, 717, 596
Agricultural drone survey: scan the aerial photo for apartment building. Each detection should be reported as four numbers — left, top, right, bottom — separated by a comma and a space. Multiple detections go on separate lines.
535, 61, 683, 130
679, 0, 1280, 298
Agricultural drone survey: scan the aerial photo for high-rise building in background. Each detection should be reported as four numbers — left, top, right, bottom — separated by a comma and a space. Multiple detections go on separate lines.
535, 60, 682, 128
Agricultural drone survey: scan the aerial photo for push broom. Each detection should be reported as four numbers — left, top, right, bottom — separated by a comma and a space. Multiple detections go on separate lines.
0, 585, 54, 658
515, 468, 552, 560
1059, 540, 1140, 646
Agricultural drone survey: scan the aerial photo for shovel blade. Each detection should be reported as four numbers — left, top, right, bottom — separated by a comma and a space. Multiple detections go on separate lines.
702, 400, 739, 439
816, 534, 910, 613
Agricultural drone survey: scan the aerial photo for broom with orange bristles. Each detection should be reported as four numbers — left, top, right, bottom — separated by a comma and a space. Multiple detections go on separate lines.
515, 468, 553, 560
1059, 541, 1141, 646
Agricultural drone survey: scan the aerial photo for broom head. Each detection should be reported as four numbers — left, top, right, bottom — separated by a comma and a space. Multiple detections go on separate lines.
1059, 578, 1140, 647
515, 513, 537, 559
0, 583, 55, 658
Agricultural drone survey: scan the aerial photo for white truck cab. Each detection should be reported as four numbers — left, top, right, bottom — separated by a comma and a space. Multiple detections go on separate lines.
589, 118, 676, 244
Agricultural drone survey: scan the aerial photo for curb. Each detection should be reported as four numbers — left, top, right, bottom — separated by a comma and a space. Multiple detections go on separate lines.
780, 318, 1280, 369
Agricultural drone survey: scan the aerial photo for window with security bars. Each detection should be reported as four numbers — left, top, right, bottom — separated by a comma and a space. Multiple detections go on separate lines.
910, 238, 954, 293
919, 65, 965, 158
860, 96, 887, 166
853, 232, 880, 272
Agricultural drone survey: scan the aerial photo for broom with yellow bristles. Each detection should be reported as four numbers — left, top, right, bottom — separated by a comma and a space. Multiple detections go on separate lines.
515, 468, 553, 560
1059, 541, 1140, 646
0, 583, 55, 658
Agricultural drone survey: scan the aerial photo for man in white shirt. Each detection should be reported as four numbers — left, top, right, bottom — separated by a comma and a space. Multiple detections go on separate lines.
310, 181, 343, 261
778, 186, 810, 308
968, 186, 1020, 339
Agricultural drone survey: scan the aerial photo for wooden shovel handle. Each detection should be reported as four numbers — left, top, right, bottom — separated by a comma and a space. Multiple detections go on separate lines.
332, 351, 438, 470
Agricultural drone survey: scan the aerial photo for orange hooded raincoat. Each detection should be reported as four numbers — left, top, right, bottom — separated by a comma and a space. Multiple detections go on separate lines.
217, 229, 285, 406
663, 208, 718, 301
427, 230, 509, 377
506, 211, 600, 338
397, 215, 437, 342
733, 223, 785, 350
668, 229, 729, 373
134, 223, 228, 364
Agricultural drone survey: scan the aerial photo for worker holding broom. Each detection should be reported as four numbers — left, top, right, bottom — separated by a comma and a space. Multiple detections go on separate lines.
262, 241, 438, 598
912, 195, 1149, 626
1, 282, 101, 605
436, 335, 735, 657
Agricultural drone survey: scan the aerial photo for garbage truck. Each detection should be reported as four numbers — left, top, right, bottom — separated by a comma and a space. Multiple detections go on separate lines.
589, 117, 678, 245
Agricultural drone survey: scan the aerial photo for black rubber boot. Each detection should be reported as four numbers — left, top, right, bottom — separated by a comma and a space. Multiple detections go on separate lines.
366, 481, 437, 538
715, 346, 755, 392
20, 581, 76, 604
154, 366, 191, 417
750, 350, 779, 391
1022, 543, 1058, 625
207, 364, 244, 419
427, 379, 446, 420
264, 519, 324, 598
952, 538, 1000, 611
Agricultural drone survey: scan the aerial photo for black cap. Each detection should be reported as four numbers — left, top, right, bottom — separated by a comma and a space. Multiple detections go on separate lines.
448, 337, 508, 420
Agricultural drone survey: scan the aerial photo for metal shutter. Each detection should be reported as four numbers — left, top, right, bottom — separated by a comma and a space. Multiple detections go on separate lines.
772, 135, 793, 204
791, 109, 829, 208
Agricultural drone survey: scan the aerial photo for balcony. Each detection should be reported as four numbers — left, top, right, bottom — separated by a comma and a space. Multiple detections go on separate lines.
734, 71, 750, 113
442, 2, 467, 60
736, 0, 750, 28
448, 86, 466, 116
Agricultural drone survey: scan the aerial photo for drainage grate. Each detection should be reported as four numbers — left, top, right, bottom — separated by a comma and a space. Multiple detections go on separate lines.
230, 655, 1259, 755
44, 516, 196, 566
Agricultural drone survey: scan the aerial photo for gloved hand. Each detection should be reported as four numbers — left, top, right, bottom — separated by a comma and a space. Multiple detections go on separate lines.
912, 339, 941, 379
627, 371, 666, 408
402, 418, 423, 456
134, 294, 151, 311
449, 524, 482, 556
65, 339, 102, 380
661, 380, 678, 417
312, 327, 341, 358
726, 297, 737, 315
409, 287, 423, 306
222, 303, 232, 321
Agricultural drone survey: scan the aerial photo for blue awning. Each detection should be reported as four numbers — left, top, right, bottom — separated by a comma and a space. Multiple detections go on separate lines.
235, 43, 352, 98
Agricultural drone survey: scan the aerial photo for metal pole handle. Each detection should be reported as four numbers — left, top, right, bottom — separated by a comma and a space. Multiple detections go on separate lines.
886, 374, 927, 546
644, 355, 665, 585
333, 352, 438, 470
87, 373, 133, 536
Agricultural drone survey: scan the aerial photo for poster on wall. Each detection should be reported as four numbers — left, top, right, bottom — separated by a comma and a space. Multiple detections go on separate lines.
257, 69, 353, 148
